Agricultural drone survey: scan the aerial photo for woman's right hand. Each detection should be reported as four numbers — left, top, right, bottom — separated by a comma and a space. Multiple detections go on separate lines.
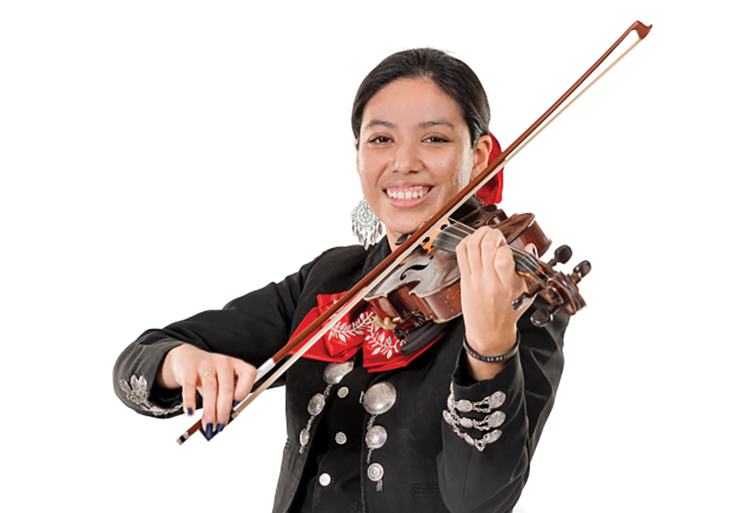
157, 344, 257, 438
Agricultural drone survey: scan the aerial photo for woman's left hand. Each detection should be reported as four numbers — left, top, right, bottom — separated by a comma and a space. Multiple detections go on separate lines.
456, 226, 535, 379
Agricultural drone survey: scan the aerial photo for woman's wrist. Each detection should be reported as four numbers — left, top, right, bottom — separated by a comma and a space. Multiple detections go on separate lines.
156, 344, 184, 389
464, 324, 517, 356
464, 334, 519, 364
464, 327, 518, 381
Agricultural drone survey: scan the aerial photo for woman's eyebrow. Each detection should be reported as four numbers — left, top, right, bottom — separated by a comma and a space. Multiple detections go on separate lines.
417, 120, 456, 130
364, 119, 456, 130
364, 120, 396, 130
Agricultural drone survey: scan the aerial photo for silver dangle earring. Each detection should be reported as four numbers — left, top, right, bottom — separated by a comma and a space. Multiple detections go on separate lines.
351, 198, 383, 249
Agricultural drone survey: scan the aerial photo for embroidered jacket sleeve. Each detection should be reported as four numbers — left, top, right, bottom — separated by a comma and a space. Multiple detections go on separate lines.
113, 251, 325, 418
113, 245, 370, 418
438, 302, 568, 513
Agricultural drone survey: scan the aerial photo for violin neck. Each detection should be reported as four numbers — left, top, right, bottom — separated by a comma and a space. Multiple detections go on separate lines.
431, 221, 539, 272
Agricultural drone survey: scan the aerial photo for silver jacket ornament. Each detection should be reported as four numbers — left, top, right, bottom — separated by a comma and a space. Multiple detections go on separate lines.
113, 237, 567, 513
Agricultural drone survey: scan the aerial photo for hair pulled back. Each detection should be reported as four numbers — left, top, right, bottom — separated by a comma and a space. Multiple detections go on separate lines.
351, 48, 490, 148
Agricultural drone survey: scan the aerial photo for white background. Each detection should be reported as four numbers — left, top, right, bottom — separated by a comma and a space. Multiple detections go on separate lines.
1, 1, 748, 512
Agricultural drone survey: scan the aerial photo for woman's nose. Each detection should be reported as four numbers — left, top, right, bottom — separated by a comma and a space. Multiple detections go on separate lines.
390, 141, 423, 173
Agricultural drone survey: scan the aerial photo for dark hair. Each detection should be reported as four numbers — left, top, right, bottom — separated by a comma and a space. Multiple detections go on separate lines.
351, 48, 490, 148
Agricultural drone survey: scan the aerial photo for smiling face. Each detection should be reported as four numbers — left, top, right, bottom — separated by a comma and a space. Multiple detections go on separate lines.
356, 78, 491, 250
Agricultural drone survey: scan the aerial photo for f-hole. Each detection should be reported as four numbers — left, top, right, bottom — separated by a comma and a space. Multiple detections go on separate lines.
399, 255, 434, 280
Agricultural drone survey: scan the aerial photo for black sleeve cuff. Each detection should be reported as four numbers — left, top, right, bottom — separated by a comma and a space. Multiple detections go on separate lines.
453, 331, 523, 393
113, 337, 185, 418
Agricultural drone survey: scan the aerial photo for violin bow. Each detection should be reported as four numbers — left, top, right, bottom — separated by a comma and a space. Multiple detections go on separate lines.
177, 20, 652, 445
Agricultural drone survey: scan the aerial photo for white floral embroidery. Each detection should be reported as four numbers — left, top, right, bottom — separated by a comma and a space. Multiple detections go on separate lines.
329, 321, 358, 342
324, 308, 433, 361
328, 310, 376, 342
354, 310, 377, 332
119, 375, 182, 416
366, 323, 404, 359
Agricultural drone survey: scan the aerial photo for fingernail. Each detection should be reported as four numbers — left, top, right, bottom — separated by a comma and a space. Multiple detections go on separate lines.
218, 423, 225, 433
532, 245, 538, 257
232, 400, 240, 408
187, 407, 193, 416
206, 423, 213, 439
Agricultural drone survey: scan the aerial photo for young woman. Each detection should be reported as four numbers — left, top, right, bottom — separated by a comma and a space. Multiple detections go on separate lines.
114, 48, 567, 513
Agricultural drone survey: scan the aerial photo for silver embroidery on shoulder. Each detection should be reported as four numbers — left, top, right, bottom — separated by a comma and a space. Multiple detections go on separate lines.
443, 382, 505, 452
119, 375, 182, 416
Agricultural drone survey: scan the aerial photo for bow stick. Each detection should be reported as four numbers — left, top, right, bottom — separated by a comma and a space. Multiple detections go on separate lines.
177, 20, 652, 444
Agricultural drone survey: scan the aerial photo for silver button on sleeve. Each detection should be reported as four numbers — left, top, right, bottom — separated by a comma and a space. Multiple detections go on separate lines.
489, 391, 506, 409
335, 432, 347, 445
319, 473, 331, 487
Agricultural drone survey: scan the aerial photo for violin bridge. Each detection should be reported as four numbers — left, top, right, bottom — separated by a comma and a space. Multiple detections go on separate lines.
420, 219, 452, 253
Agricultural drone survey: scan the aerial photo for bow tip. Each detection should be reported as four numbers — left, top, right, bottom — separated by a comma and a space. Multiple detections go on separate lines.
632, 21, 653, 40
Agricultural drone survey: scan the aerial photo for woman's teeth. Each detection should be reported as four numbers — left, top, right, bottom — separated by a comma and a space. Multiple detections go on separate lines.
386, 187, 429, 200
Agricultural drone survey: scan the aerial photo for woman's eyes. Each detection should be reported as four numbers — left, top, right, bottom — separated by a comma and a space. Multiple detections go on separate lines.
367, 135, 450, 144
368, 136, 393, 144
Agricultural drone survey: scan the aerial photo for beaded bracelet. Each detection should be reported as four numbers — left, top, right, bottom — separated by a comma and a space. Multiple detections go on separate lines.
463, 335, 519, 363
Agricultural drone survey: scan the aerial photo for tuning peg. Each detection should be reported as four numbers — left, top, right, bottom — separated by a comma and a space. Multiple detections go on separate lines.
512, 292, 534, 311
531, 302, 562, 326
531, 307, 552, 326
573, 260, 591, 278
547, 245, 572, 267
513, 282, 543, 310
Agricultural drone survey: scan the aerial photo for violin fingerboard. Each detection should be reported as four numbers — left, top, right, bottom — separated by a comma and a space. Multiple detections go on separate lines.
431, 222, 474, 253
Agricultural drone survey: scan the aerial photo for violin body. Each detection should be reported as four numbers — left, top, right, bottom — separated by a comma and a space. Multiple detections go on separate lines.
364, 204, 588, 328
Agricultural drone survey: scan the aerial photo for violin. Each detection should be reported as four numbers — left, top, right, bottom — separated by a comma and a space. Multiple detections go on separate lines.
365, 202, 590, 332
177, 20, 651, 444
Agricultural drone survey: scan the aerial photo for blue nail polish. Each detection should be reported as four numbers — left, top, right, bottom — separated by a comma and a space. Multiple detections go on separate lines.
232, 400, 240, 408
187, 407, 193, 416
218, 423, 225, 433
206, 423, 213, 439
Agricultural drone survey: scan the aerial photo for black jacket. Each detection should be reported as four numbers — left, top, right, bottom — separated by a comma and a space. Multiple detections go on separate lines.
113, 237, 567, 512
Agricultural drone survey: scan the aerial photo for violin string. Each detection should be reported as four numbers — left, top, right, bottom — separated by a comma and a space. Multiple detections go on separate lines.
434, 231, 539, 277
432, 224, 549, 279
440, 223, 556, 280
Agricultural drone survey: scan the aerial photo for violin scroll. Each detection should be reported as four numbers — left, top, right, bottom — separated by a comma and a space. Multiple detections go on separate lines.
513, 244, 590, 327
365, 206, 590, 333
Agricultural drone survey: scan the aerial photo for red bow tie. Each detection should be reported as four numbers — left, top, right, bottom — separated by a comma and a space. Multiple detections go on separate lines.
289, 291, 441, 372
